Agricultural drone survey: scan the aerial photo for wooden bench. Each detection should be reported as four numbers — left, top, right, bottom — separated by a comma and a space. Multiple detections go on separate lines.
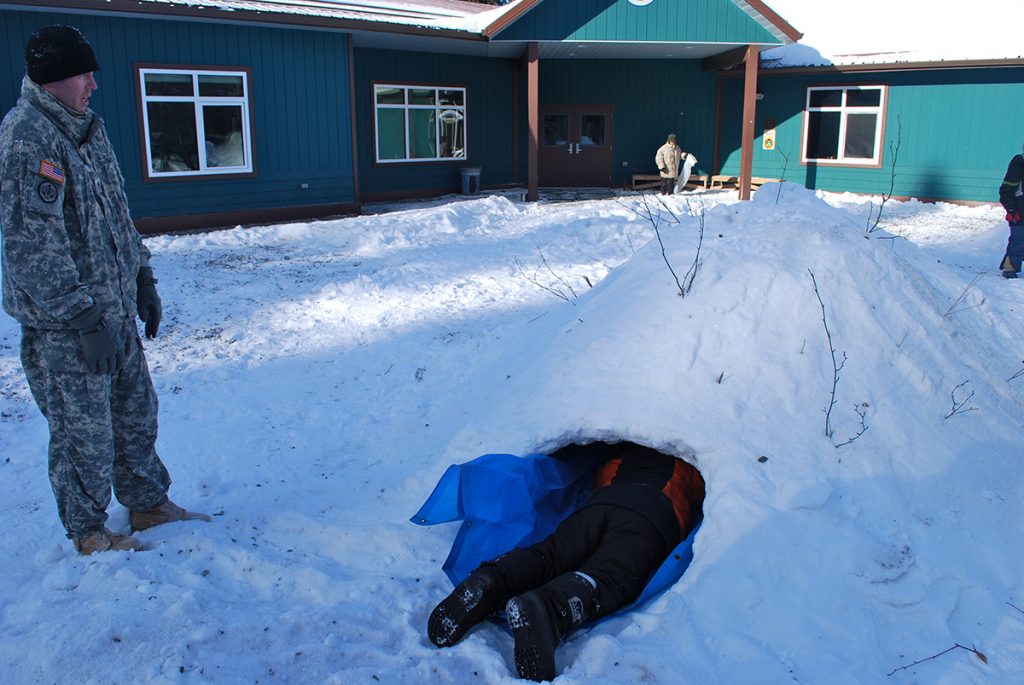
631, 173, 710, 191
710, 175, 781, 190
631, 173, 662, 190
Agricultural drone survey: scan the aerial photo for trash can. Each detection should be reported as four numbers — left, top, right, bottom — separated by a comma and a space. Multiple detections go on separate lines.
460, 167, 481, 194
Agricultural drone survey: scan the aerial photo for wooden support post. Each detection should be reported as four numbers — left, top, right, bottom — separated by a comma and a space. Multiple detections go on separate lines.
526, 42, 539, 202
738, 44, 760, 201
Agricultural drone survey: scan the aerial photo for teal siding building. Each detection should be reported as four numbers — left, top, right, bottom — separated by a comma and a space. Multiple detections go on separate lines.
718, 64, 1024, 203
1, 0, 1019, 231
1, 6, 357, 231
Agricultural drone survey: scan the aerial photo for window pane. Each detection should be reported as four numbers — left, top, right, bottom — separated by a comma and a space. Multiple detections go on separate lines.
147, 102, 199, 172
376, 87, 404, 105
409, 109, 436, 158
846, 89, 881, 107
409, 89, 435, 105
808, 89, 842, 108
805, 111, 840, 160
844, 113, 878, 159
580, 114, 605, 146
438, 109, 465, 158
543, 114, 569, 146
439, 89, 464, 106
198, 75, 244, 97
202, 105, 245, 167
376, 108, 406, 160
145, 73, 193, 97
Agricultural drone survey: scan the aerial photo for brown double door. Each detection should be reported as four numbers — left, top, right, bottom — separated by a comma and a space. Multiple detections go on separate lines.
539, 105, 613, 187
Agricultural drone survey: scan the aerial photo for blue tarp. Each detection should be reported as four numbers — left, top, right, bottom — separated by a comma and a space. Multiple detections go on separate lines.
412, 451, 700, 616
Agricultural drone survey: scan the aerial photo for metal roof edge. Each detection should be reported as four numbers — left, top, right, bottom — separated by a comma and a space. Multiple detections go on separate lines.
0, 0, 490, 40
482, 0, 540, 38
734, 0, 802, 44
757, 57, 1024, 74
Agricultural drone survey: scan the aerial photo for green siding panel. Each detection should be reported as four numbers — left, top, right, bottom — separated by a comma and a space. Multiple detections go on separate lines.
354, 48, 519, 196
1, 9, 355, 219
719, 67, 1024, 203
532, 58, 718, 185
497, 0, 779, 45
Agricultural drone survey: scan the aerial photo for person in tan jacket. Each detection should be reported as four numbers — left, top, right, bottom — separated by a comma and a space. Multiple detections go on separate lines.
655, 133, 682, 195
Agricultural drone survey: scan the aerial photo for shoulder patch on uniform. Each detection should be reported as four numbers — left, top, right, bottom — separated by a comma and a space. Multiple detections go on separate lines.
37, 181, 59, 203
39, 160, 65, 184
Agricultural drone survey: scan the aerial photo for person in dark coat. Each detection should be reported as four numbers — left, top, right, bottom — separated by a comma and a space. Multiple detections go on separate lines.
998, 146, 1024, 279
427, 443, 705, 682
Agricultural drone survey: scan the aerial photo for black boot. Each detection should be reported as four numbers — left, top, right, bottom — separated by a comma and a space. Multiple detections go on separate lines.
428, 571, 502, 647
506, 572, 600, 682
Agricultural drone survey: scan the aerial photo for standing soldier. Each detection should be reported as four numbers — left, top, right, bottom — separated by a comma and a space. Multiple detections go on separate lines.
998, 145, 1024, 279
0, 25, 210, 555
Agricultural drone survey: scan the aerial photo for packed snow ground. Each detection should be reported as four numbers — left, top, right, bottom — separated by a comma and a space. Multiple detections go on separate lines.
1, 185, 1023, 684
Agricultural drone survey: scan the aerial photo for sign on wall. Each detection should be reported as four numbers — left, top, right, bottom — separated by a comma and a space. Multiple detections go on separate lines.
763, 119, 777, 151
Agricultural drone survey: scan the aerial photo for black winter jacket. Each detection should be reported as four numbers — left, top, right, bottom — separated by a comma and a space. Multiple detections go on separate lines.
998, 154, 1024, 221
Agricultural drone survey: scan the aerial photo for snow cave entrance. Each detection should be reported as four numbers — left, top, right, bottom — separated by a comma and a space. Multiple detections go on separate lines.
412, 439, 704, 618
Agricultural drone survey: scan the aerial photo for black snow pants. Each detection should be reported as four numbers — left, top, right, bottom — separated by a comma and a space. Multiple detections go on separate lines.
481, 503, 671, 623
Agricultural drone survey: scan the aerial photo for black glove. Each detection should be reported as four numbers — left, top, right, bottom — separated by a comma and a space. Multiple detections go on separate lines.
70, 306, 124, 374
136, 267, 162, 339
659, 167, 667, 173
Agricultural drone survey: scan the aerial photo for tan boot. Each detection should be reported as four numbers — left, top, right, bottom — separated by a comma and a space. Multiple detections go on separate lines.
130, 498, 212, 532
74, 528, 145, 555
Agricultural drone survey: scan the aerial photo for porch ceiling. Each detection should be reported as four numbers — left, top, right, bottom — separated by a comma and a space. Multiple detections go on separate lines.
352, 29, 750, 61
523, 40, 756, 60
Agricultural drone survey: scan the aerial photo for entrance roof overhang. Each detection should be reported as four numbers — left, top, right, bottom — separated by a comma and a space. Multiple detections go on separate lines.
1, 0, 799, 66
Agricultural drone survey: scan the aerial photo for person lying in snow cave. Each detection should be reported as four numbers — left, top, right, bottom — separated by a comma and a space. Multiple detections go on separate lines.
427, 442, 705, 681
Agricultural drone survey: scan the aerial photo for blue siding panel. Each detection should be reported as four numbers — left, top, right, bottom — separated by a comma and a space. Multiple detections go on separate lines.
534, 58, 718, 185
1, 9, 356, 220
353, 47, 520, 196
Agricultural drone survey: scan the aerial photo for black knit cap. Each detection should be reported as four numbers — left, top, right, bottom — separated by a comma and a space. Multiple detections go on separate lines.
25, 25, 99, 85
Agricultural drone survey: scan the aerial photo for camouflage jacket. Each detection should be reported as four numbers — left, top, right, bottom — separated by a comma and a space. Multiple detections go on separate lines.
0, 76, 149, 330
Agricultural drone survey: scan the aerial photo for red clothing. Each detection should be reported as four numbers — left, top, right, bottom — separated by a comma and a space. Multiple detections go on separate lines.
588, 445, 705, 548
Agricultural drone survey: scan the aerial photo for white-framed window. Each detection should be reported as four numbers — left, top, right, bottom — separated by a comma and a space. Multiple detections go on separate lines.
374, 84, 466, 163
138, 67, 253, 178
802, 85, 887, 166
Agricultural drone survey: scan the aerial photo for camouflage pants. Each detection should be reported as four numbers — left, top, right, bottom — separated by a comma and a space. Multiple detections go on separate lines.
20, 318, 171, 539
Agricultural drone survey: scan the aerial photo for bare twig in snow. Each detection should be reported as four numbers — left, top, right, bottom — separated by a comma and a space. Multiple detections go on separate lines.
809, 270, 846, 439
515, 256, 571, 302
775, 148, 791, 205
868, 115, 902, 233
616, 194, 702, 298
943, 380, 978, 419
678, 197, 706, 296
1007, 600, 1024, 615
944, 273, 986, 317
1007, 362, 1024, 382
536, 248, 577, 299
834, 403, 870, 448
887, 643, 988, 676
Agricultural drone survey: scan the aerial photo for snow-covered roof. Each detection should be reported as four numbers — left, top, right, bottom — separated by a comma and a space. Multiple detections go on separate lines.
762, 44, 1024, 70
759, 0, 1024, 70
114, 0, 518, 34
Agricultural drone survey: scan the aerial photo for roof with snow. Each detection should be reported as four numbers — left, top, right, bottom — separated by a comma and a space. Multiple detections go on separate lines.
13, 0, 511, 34
20, 0, 801, 59
761, 44, 1024, 70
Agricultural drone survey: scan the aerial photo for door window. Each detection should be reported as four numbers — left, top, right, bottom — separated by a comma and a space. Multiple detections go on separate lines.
543, 114, 569, 146
579, 114, 605, 146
